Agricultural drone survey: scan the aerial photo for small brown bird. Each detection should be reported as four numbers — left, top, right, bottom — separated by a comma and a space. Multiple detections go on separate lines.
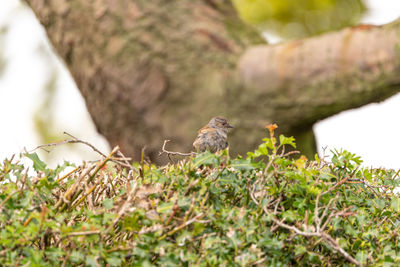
193, 116, 234, 153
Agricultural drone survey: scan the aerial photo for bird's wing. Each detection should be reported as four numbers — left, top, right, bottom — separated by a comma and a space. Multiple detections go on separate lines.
193, 128, 221, 152
197, 125, 209, 134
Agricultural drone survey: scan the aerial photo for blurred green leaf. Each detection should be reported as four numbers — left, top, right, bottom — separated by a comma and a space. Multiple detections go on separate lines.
24, 153, 47, 172
232, 0, 366, 38
193, 152, 219, 167
279, 135, 296, 148
391, 197, 400, 212
157, 201, 174, 214
85, 256, 98, 267
102, 198, 114, 210
106, 254, 122, 267
230, 158, 257, 171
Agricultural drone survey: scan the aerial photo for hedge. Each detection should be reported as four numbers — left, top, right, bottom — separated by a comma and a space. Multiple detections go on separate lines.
1, 126, 399, 266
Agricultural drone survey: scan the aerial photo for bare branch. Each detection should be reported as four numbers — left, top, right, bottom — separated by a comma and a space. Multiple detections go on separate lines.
250, 183, 361, 266
321, 177, 349, 196
27, 132, 134, 169
63, 132, 107, 157
105, 181, 138, 234
321, 233, 361, 266
159, 140, 197, 160
66, 230, 101, 236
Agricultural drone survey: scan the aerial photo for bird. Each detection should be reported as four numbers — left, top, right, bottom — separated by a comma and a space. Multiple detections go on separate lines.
193, 116, 234, 153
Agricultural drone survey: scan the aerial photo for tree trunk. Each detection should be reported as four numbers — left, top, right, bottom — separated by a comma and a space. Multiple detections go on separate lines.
25, 0, 400, 163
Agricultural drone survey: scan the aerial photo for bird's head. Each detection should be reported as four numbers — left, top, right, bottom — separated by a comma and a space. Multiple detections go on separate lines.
208, 116, 234, 130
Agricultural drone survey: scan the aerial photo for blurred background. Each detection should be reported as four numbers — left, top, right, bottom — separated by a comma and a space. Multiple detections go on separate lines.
0, 0, 399, 168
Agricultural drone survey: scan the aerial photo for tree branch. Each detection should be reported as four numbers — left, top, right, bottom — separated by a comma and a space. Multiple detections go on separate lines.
238, 20, 400, 128
159, 140, 197, 162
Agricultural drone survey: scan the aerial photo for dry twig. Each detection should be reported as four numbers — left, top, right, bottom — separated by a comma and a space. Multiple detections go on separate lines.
250, 180, 361, 267
27, 132, 133, 169
159, 140, 197, 161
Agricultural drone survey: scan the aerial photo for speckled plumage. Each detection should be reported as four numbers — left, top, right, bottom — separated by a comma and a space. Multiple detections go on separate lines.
193, 117, 234, 153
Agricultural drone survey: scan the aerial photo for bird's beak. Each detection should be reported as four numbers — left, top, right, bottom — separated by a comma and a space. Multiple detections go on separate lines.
228, 124, 234, 128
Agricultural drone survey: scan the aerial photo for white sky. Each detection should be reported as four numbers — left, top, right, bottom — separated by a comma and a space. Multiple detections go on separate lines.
0, 0, 399, 168
0, 1, 110, 166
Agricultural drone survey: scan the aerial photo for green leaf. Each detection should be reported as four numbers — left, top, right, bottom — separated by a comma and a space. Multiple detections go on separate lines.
356, 250, 368, 265
294, 245, 307, 256
85, 256, 98, 267
122, 212, 142, 231
193, 222, 205, 236
24, 153, 47, 172
306, 185, 321, 196
391, 197, 400, 212
193, 152, 218, 167
157, 201, 174, 214
106, 255, 122, 266
279, 135, 296, 148
230, 158, 256, 171
102, 198, 114, 210
262, 138, 274, 150
281, 210, 296, 222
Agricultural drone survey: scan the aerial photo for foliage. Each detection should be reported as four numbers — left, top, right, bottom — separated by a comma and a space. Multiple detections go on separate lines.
232, 0, 366, 38
1, 128, 400, 266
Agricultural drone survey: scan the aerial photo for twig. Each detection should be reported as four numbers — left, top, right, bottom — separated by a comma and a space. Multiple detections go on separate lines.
158, 213, 205, 241
28, 132, 105, 158
61, 251, 71, 267
106, 245, 137, 253
70, 185, 97, 210
0, 248, 10, 256
64, 132, 134, 169
393, 169, 400, 179
64, 132, 107, 156
166, 199, 179, 225
315, 194, 321, 231
66, 230, 101, 236
321, 177, 349, 196
348, 177, 386, 198
321, 232, 361, 266
159, 140, 197, 160
319, 194, 339, 230
282, 150, 301, 157
251, 256, 267, 265
28, 132, 133, 169
87, 146, 120, 184
263, 205, 360, 266
0, 191, 18, 210
250, 185, 361, 266
105, 182, 138, 234
116, 150, 134, 169
57, 166, 81, 183
1, 168, 31, 210
55, 164, 96, 211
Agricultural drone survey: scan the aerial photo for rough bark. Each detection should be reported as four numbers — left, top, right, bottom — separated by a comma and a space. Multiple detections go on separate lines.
238, 23, 400, 129
25, 0, 400, 163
